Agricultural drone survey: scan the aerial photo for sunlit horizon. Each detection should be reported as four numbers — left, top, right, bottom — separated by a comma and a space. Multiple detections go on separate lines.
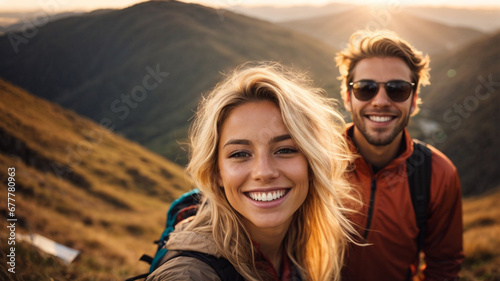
1, 0, 500, 12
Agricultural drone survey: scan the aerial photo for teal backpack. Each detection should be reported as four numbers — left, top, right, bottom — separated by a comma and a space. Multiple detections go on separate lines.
126, 189, 201, 280
126, 189, 244, 281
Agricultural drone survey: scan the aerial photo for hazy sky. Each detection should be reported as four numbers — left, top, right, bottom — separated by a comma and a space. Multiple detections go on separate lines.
2, 0, 500, 11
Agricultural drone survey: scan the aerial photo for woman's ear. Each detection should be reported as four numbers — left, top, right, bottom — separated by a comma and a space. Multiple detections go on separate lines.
217, 172, 223, 187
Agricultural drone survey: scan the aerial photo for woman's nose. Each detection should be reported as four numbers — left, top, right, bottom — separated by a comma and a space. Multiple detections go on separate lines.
251, 154, 279, 182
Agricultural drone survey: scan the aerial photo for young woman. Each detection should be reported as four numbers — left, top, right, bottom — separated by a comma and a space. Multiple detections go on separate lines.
146, 62, 360, 281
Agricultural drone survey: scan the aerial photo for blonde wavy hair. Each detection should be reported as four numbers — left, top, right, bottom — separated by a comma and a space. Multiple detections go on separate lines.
185, 62, 360, 281
335, 29, 430, 116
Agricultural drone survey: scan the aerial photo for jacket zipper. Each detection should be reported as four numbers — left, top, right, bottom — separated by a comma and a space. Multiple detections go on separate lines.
363, 179, 377, 239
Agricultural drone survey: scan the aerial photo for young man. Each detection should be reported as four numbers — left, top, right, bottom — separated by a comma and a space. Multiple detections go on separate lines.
336, 30, 464, 281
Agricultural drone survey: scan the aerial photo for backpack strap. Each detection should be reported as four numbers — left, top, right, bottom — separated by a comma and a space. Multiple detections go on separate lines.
407, 140, 432, 253
171, 251, 245, 281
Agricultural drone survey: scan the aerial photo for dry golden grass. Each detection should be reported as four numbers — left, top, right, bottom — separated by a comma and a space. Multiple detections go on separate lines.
460, 188, 500, 281
0, 79, 193, 280
0, 153, 173, 280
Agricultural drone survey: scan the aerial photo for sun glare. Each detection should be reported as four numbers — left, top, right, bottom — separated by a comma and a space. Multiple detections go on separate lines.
1, 0, 500, 11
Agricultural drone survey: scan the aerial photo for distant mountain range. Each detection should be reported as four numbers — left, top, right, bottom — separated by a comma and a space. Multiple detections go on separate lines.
233, 3, 500, 33
0, 0, 339, 164
0, 0, 498, 196
0, 11, 85, 35
280, 7, 485, 53
231, 2, 355, 22
0, 78, 191, 278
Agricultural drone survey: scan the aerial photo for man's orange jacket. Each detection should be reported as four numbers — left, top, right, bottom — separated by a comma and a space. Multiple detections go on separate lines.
342, 124, 464, 281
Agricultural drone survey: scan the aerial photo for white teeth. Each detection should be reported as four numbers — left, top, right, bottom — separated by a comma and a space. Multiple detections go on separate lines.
248, 190, 286, 202
369, 116, 392, 122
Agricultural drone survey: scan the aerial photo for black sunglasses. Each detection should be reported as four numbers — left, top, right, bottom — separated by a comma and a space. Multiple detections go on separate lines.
349, 80, 415, 102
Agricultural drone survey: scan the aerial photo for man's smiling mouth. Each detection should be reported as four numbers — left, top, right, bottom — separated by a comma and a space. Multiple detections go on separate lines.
367, 115, 394, 123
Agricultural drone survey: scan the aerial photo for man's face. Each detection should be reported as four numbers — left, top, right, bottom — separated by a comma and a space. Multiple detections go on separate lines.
345, 57, 417, 146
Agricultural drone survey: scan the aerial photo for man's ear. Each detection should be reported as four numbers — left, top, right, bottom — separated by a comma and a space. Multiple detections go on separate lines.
410, 93, 418, 114
344, 91, 352, 112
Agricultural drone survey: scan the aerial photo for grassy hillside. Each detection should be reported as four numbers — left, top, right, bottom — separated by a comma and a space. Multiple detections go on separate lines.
281, 7, 485, 54
0, 0, 339, 164
0, 78, 192, 280
461, 187, 500, 281
413, 31, 500, 196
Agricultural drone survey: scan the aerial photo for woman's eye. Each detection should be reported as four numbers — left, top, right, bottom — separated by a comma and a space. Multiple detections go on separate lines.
276, 148, 298, 155
229, 151, 250, 158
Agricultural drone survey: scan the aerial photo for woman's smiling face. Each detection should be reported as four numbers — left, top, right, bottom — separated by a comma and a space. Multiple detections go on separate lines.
217, 101, 310, 235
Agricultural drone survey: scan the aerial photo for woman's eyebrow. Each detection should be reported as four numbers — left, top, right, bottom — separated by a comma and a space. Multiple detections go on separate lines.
223, 134, 291, 148
270, 134, 291, 144
223, 139, 250, 148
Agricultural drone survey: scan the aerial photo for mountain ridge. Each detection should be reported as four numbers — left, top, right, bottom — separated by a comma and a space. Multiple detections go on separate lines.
280, 7, 485, 54
233, 3, 500, 32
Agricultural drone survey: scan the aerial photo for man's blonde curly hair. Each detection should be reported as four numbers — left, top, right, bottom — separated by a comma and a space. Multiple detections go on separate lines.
335, 29, 430, 115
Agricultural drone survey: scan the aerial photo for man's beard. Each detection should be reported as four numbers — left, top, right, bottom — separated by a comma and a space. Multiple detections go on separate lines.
352, 112, 410, 146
